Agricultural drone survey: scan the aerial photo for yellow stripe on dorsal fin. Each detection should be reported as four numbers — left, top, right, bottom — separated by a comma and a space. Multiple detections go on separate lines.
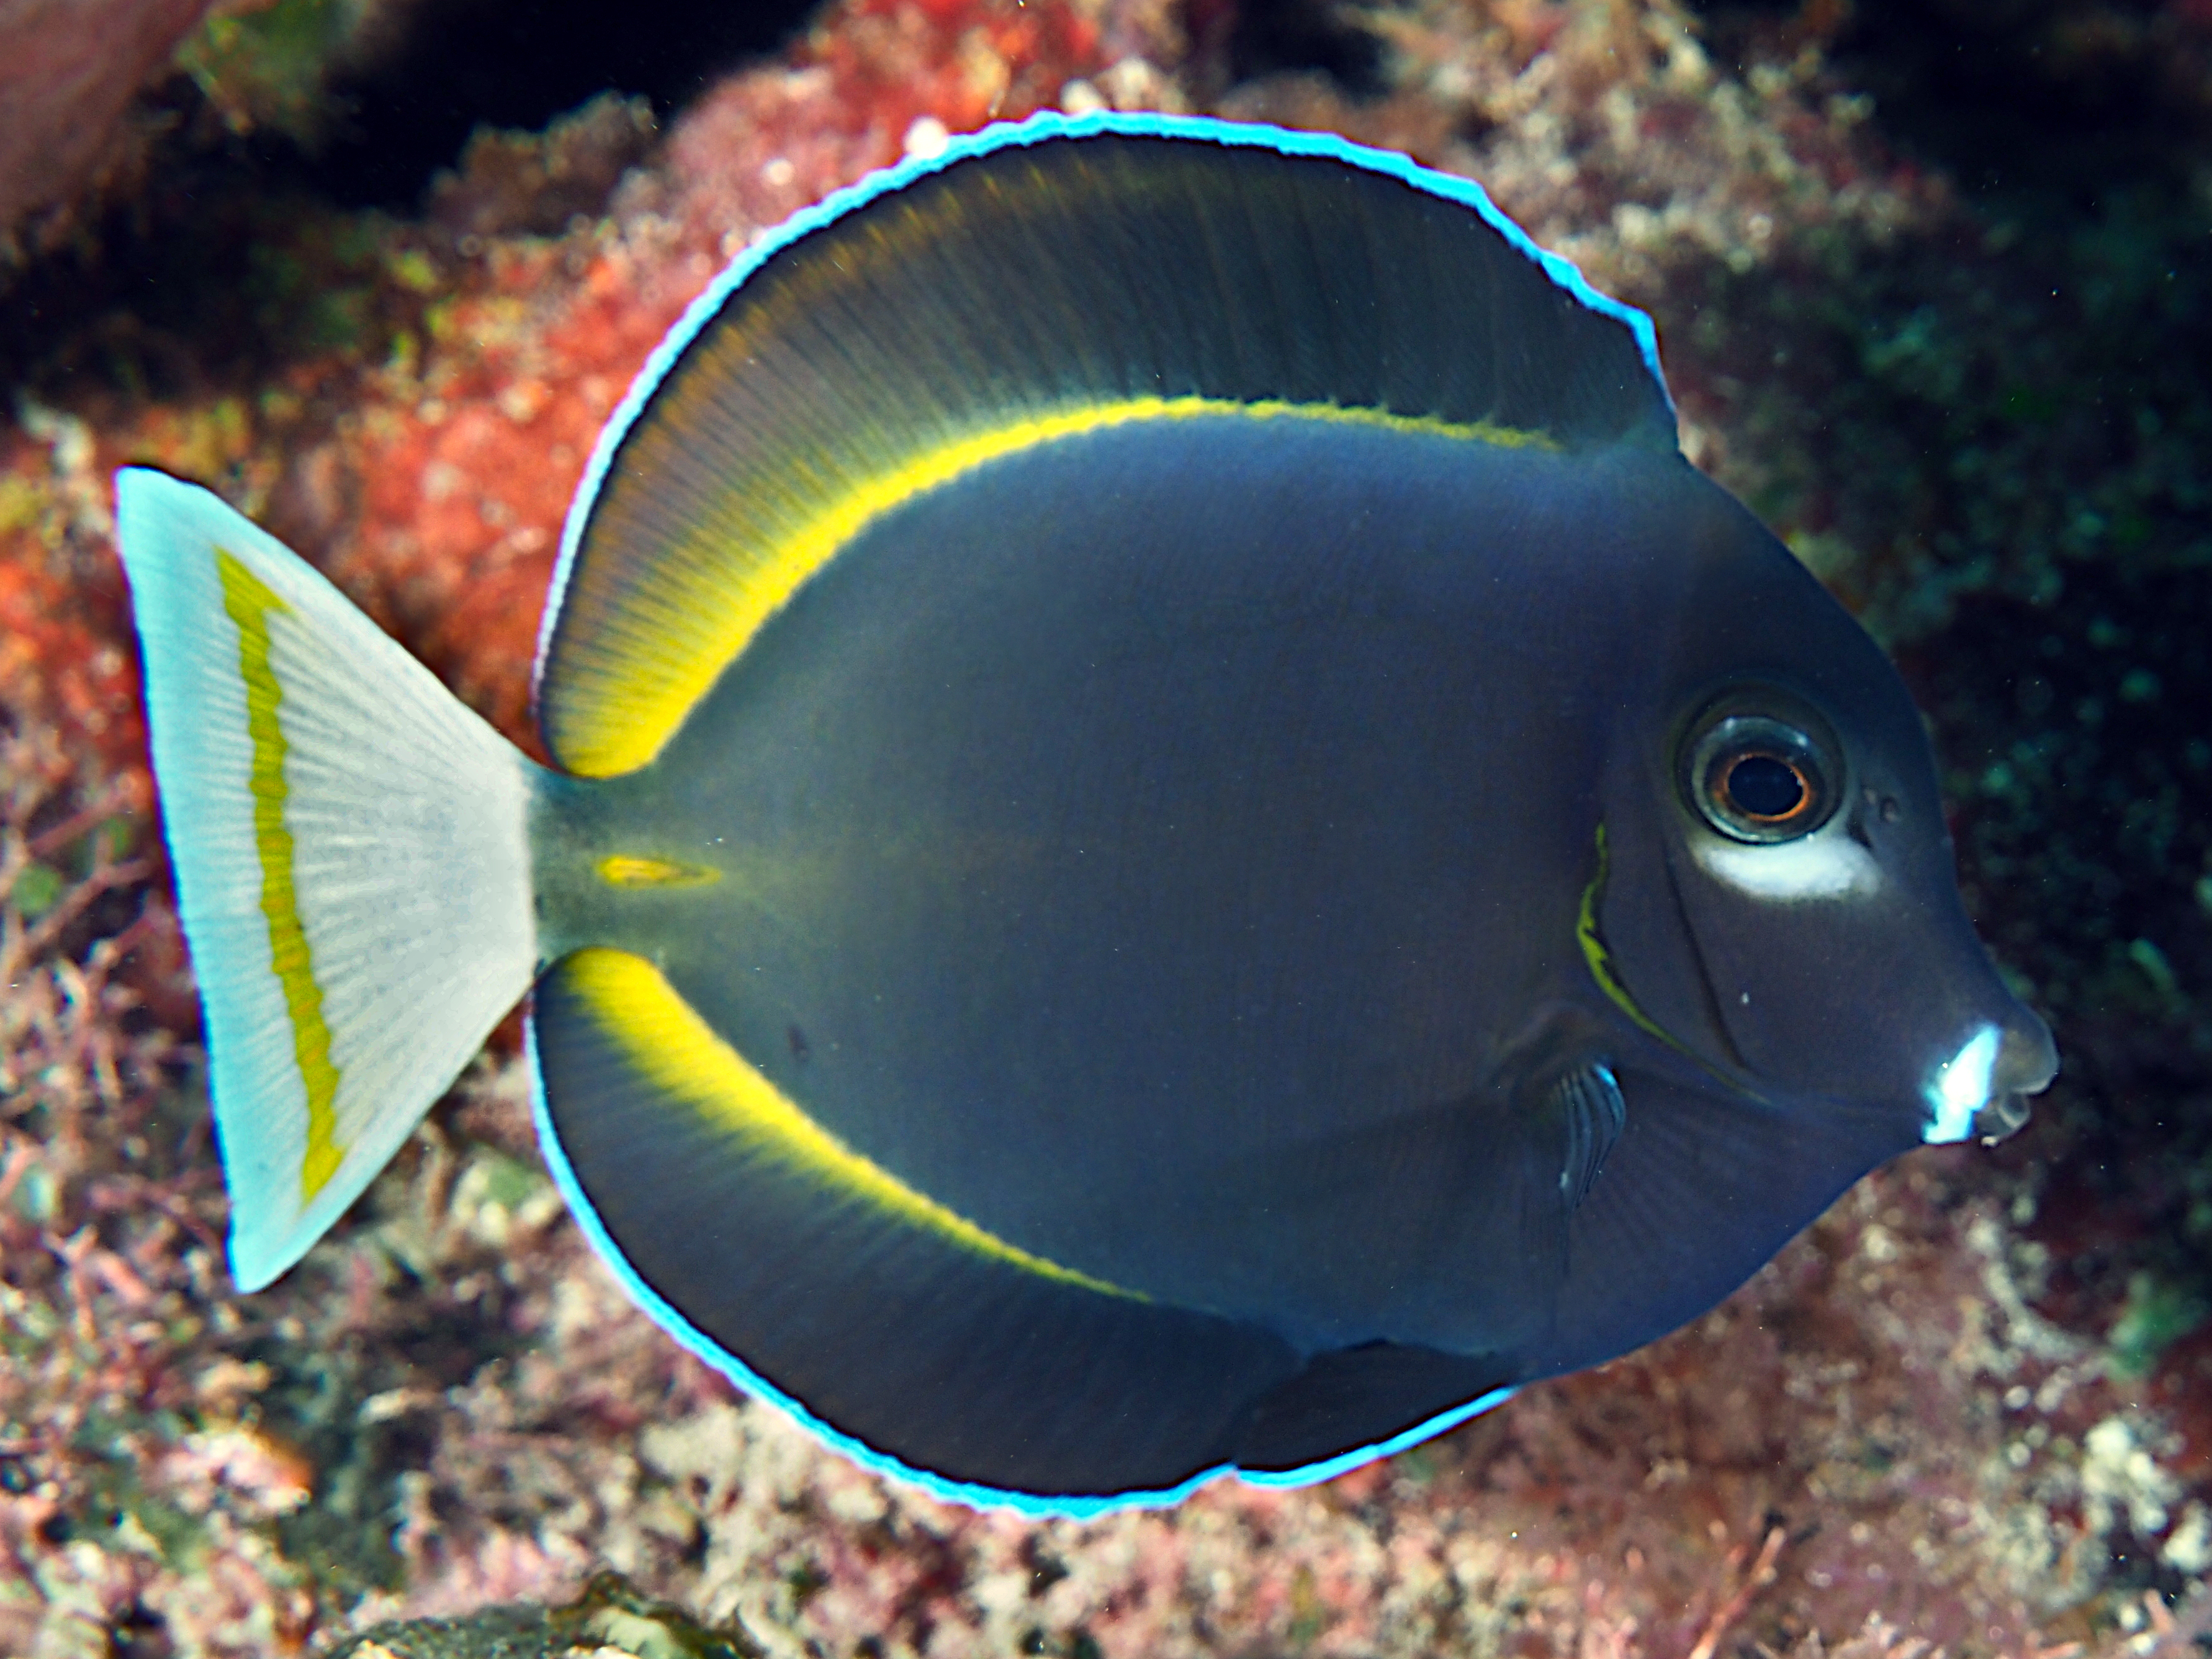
534, 114, 1675, 779
555, 397, 1549, 778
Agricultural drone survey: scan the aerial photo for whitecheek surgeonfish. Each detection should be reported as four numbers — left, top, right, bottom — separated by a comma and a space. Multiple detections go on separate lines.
114, 112, 2057, 1514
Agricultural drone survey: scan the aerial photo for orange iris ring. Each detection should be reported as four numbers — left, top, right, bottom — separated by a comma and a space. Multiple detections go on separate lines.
1712, 749, 1817, 829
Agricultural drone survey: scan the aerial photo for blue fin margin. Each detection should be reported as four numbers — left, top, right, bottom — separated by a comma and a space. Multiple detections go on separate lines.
526, 1018, 1518, 1519
532, 109, 1676, 719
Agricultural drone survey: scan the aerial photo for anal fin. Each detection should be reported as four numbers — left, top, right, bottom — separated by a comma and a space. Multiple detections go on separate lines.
531, 948, 1308, 1508
1231, 1341, 1519, 1478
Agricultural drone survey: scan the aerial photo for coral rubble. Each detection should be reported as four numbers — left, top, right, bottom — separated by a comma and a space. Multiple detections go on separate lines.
328, 1570, 768, 1658
1, 0, 2208, 1653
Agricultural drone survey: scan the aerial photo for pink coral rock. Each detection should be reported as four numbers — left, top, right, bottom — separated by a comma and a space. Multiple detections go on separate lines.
0, 0, 222, 256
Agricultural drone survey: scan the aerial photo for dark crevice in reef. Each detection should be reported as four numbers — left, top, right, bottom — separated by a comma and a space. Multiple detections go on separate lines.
1688, 0, 2212, 1382
1696, 0, 2212, 210
301, 0, 823, 212
1220, 0, 1390, 97
0, 0, 825, 398
1827, 0, 2212, 210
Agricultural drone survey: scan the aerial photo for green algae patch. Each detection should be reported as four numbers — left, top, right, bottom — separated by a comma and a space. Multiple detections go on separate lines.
6, 861, 62, 920
2108, 1272, 2210, 1382
176, 0, 374, 145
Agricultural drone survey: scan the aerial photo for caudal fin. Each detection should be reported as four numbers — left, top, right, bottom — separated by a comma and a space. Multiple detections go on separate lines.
115, 468, 541, 1290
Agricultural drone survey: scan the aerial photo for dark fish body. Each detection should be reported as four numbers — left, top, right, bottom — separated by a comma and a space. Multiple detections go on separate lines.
114, 113, 2056, 1513
547, 423, 1812, 1348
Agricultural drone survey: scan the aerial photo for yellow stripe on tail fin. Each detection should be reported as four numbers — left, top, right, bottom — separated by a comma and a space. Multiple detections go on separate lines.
213, 550, 346, 1201
115, 469, 544, 1290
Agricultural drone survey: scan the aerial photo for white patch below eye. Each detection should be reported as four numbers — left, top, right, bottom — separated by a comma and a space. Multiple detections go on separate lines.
1691, 833, 1882, 901
1923, 1023, 2001, 1144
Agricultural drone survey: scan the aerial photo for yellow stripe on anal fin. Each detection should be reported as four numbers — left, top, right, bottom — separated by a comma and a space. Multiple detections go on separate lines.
564, 946, 1141, 1301
565, 397, 1555, 778
215, 548, 346, 1205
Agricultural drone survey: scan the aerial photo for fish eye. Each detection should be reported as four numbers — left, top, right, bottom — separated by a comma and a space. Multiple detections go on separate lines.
1680, 705, 1840, 844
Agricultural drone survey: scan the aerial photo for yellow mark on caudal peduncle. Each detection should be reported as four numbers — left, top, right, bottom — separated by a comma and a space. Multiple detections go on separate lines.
597, 854, 723, 889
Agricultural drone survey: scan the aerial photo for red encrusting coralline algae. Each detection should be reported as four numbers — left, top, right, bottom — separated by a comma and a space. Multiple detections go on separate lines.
276, 0, 1134, 756
0, 0, 227, 259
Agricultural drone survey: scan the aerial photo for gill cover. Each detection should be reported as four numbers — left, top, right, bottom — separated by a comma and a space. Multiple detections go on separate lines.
1587, 479, 2056, 1148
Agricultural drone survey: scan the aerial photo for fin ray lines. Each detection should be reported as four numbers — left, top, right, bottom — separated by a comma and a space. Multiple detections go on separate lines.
214, 548, 346, 1206
568, 397, 1551, 776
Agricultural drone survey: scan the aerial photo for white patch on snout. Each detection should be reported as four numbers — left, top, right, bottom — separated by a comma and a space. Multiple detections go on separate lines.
1922, 1023, 2000, 1144
1691, 832, 1882, 901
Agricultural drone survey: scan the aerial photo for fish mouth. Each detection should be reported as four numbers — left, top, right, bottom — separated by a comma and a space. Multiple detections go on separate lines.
1923, 1015, 2059, 1146
1971, 1090, 2036, 1143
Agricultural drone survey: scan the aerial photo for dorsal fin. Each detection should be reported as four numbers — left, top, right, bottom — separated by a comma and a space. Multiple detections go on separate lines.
535, 112, 1678, 776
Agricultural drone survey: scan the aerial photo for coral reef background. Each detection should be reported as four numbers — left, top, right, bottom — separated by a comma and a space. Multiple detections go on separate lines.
1, 0, 2210, 1653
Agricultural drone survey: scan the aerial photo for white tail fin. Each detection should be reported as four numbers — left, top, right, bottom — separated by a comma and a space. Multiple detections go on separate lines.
115, 469, 540, 1290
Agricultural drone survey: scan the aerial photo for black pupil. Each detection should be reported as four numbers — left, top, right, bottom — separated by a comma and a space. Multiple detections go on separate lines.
1725, 753, 1805, 820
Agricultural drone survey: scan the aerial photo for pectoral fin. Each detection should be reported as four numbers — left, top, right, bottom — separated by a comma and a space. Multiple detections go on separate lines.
1546, 1061, 1627, 1207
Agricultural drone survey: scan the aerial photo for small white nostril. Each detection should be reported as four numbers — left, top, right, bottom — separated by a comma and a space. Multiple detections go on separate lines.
1972, 1090, 2033, 1143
